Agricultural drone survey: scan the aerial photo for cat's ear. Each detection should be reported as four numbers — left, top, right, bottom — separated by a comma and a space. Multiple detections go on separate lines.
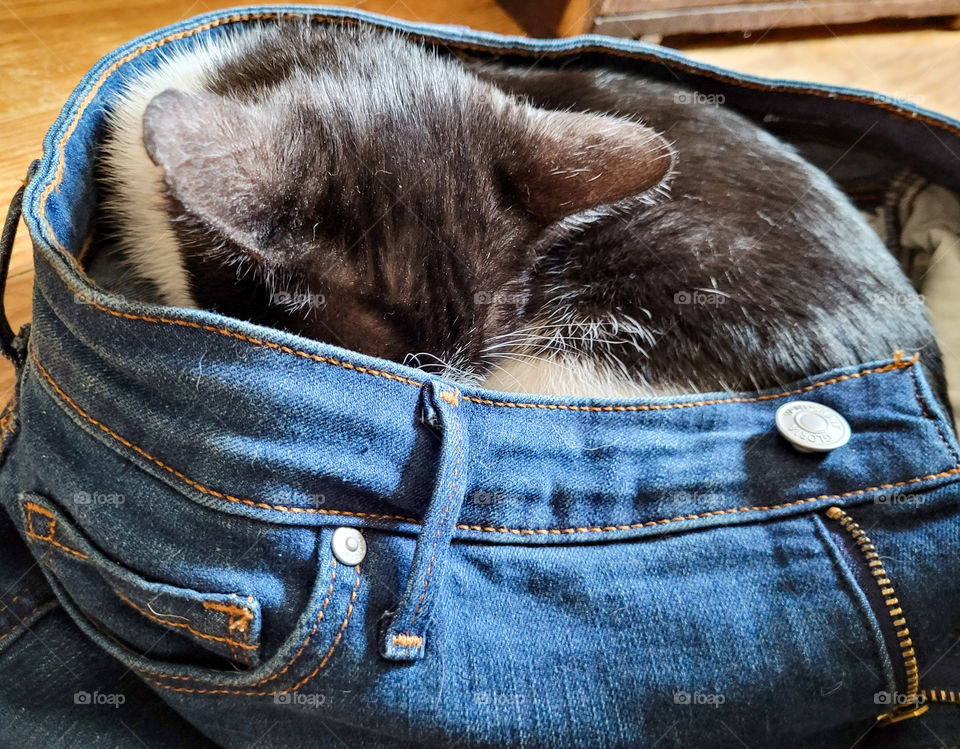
142, 89, 274, 251
509, 107, 673, 224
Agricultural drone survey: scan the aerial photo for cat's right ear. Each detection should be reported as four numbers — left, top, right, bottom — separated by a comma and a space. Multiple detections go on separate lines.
142, 89, 274, 253
506, 105, 674, 225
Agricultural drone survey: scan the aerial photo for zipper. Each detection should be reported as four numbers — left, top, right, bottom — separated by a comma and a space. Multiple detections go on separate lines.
823, 506, 929, 725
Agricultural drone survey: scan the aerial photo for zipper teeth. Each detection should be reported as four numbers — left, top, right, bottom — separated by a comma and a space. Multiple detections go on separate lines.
922, 688, 960, 704
825, 506, 920, 704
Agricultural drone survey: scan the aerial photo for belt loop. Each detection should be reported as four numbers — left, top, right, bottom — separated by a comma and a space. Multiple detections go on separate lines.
380, 379, 469, 662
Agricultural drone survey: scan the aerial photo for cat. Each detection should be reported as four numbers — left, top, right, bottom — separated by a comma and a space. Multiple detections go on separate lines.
99, 21, 948, 407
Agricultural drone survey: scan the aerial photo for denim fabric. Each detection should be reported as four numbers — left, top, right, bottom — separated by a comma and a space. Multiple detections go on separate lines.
2, 6, 960, 748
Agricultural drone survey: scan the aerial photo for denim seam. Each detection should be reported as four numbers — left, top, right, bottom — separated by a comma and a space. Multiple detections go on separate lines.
203, 599, 256, 647
23, 501, 89, 559
909, 365, 960, 465
113, 588, 258, 655
47, 270, 923, 411
23, 498, 260, 658
135, 557, 338, 685
144, 564, 360, 695
29, 348, 960, 535
463, 353, 918, 411
34, 12, 960, 261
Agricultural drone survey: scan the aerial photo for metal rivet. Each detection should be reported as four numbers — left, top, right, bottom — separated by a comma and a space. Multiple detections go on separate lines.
331, 527, 366, 566
775, 401, 851, 453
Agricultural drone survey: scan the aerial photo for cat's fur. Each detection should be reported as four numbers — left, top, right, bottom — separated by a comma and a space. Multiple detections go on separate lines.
100, 22, 947, 406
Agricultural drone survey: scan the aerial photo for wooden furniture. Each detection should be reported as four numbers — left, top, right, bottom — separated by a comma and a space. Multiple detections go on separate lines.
582, 0, 960, 39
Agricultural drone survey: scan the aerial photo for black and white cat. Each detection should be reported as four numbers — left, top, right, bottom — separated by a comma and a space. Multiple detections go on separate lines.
100, 22, 947, 405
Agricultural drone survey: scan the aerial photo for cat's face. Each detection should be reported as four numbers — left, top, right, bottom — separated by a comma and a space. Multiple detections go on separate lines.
142, 29, 673, 378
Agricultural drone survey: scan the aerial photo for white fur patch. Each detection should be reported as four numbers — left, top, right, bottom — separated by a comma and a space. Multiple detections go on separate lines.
481, 354, 673, 398
100, 30, 262, 308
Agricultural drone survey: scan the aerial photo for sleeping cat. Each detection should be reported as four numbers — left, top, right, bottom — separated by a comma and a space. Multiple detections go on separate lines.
100, 22, 948, 406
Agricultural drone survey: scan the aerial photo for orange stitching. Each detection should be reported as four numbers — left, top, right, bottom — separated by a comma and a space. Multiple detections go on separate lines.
23, 501, 89, 559
439, 390, 459, 407
0, 602, 53, 645
456, 466, 960, 535
144, 559, 338, 686
909, 365, 960, 466
50, 251, 918, 411
283, 565, 360, 693
114, 589, 257, 651
63, 279, 421, 389
30, 350, 419, 524
462, 356, 918, 412
407, 388, 462, 630
203, 600, 255, 639
29, 349, 960, 534
146, 563, 360, 695
391, 633, 423, 648
25, 532, 89, 560
39, 12, 291, 253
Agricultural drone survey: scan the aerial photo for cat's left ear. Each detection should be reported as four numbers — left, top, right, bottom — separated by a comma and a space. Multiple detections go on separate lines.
142, 88, 278, 253
508, 106, 674, 224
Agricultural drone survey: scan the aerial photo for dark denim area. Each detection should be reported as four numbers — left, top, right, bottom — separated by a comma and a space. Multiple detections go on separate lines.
2, 5, 960, 748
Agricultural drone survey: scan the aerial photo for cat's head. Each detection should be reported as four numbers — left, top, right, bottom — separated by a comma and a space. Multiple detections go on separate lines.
141, 26, 673, 380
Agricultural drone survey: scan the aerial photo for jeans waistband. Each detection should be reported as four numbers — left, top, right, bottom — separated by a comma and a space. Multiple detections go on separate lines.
26, 252, 960, 543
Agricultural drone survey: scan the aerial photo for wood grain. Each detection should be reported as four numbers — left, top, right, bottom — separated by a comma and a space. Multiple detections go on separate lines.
593, 2, 960, 38
1, 1, 958, 403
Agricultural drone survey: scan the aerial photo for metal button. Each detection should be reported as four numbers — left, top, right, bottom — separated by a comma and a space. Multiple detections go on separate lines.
775, 401, 851, 453
331, 527, 366, 566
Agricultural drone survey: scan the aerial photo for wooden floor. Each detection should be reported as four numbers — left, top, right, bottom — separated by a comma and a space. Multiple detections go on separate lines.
1, 1, 958, 401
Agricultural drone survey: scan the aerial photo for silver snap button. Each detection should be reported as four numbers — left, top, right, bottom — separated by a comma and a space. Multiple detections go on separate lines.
775, 401, 851, 453
331, 527, 366, 566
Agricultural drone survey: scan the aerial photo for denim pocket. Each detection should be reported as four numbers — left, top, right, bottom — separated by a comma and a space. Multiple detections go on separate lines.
15, 492, 360, 695
18, 492, 263, 669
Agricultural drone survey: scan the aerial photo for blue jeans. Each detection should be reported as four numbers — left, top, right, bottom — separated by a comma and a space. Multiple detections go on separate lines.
2, 6, 960, 747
